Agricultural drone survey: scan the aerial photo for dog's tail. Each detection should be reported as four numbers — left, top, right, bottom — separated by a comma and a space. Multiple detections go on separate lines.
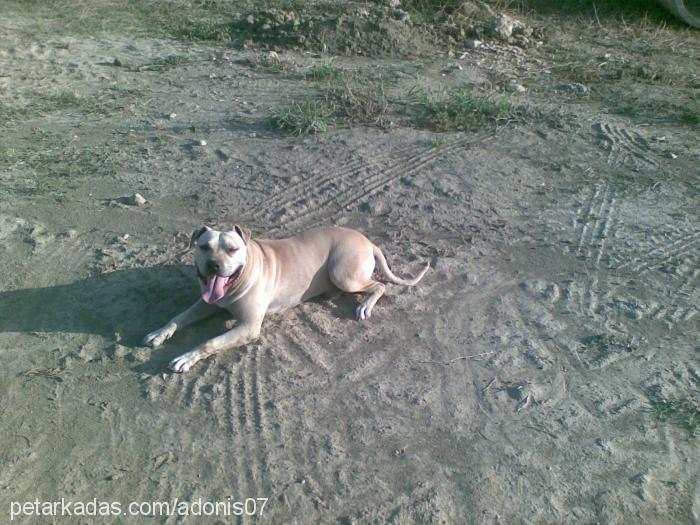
372, 245, 430, 286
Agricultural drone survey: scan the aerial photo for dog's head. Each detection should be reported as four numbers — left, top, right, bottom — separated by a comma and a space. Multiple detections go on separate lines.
189, 225, 251, 304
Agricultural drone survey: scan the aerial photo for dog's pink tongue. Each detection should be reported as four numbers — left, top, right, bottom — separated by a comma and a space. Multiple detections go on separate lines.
202, 275, 227, 304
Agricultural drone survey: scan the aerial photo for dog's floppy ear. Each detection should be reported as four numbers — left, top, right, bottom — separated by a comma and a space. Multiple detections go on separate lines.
234, 224, 251, 245
189, 225, 211, 249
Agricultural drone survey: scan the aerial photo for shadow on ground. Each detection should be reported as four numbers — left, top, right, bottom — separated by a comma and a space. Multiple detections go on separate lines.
0, 266, 198, 345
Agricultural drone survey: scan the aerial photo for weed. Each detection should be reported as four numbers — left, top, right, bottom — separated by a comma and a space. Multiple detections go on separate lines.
145, 54, 190, 71
2, 141, 119, 197
611, 94, 700, 125
307, 60, 343, 81
581, 333, 636, 354
416, 88, 512, 131
323, 80, 390, 126
9, 91, 105, 117
270, 99, 334, 135
649, 393, 700, 437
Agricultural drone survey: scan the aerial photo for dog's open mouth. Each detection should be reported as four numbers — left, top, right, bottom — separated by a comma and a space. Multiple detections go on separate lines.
198, 265, 243, 304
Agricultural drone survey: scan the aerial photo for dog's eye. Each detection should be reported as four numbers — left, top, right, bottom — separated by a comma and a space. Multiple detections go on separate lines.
199, 244, 210, 251
226, 247, 238, 255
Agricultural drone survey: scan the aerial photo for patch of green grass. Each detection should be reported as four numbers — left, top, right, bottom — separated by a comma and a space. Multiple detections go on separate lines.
270, 72, 393, 135
2, 140, 119, 197
2, 91, 105, 120
322, 80, 390, 126
581, 333, 635, 354
402, 0, 467, 21
270, 99, 334, 135
559, 59, 671, 87
145, 54, 190, 71
611, 93, 700, 126
2, 0, 234, 39
307, 60, 344, 81
416, 87, 513, 131
650, 394, 700, 437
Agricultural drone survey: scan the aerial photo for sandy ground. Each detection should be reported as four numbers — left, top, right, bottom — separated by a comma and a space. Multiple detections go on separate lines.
1, 2, 699, 524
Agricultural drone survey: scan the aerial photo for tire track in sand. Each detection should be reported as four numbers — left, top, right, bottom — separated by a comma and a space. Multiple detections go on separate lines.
234, 349, 276, 502
613, 230, 700, 275
594, 122, 659, 169
571, 184, 618, 316
650, 267, 699, 326
263, 142, 423, 214
265, 134, 493, 231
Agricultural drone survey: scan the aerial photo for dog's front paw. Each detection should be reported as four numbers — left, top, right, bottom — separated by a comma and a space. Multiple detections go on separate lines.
142, 324, 176, 348
169, 351, 202, 373
356, 304, 372, 321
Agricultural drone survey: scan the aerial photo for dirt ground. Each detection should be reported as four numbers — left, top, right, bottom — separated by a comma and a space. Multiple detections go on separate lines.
1, 1, 698, 523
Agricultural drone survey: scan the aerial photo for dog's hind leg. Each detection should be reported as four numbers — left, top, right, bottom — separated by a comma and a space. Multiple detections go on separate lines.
354, 280, 386, 320
327, 247, 385, 320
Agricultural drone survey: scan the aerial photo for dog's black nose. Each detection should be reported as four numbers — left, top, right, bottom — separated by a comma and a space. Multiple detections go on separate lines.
207, 260, 220, 273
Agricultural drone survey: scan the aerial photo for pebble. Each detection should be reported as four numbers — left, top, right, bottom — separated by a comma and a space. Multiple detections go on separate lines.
487, 14, 515, 39
196, 139, 207, 146
216, 148, 231, 161
385, 0, 401, 7
165, 112, 176, 120
465, 39, 482, 49
65, 229, 78, 240
486, 13, 531, 41
506, 81, 526, 93
131, 193, 147, 207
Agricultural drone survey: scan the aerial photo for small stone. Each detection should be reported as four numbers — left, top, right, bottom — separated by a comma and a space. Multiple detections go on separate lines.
165, 112, 176, 120
133, 193, 147, 206
451, 62, 463, 71
131, 348, 151, 363
216, 148, 231, 161
113, 344, 130, 359
465, 39, 482, 49
248, 132, 257, 139
486, 13, 530, 41
196, 139, 207, 146
64, 229, 78, 240
506, 81, 526, 93
385, 0, 401, 7
487, 14, 515, 39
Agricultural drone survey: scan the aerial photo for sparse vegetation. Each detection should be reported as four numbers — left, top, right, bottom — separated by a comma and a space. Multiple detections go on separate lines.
323, 80, 390, 127
270, 99, 334, 135
307, 61, 343, 82
416, 87, 513, 131
650, 393, 700, 437
581, 333, 634, 354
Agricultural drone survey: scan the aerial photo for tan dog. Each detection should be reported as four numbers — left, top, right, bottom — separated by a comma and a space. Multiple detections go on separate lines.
143, 226, 429, 372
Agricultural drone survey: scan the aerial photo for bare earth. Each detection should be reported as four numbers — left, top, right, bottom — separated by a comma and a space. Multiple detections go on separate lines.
1, 2, 699, 524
